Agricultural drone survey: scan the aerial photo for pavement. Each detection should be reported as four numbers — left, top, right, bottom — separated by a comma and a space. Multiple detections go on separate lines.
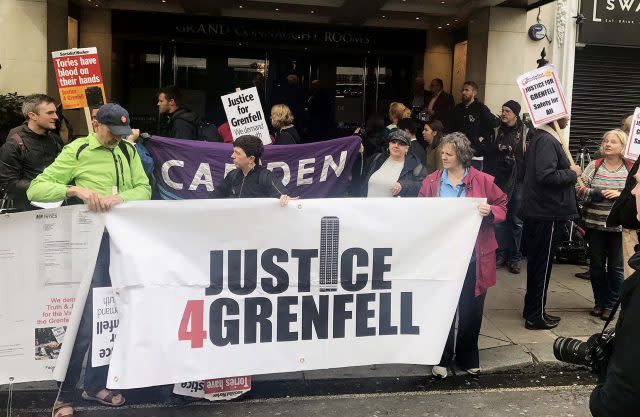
4, 261, 602, 393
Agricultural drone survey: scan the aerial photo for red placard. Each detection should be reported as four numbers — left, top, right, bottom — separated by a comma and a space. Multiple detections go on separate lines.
51, 47, 106, 109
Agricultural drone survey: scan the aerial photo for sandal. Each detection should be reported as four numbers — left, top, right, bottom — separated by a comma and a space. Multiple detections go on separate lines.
81, 389, 125, 407
52, 401, 73, 417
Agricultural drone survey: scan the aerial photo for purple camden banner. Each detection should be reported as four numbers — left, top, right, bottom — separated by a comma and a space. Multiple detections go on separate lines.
146, 136, 361, 199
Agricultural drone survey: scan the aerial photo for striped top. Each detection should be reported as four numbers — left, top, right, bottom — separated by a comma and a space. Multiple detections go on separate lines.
576, 159, 630, 232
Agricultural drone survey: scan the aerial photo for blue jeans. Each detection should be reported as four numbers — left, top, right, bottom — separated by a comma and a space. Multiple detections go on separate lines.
59, 233, 112, 402
587, 229, 624, 310
496, 183, 523, 262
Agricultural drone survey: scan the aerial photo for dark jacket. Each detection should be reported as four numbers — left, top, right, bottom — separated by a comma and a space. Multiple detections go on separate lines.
0, 123, 63, 211
160, 108, 199, 140
425, 91, 455, 124
361, 152, 427, 197
210, 165, 289, 199
274, 126, 301, 145
607, 157, 640, 230
520, 126, 579, 220
409, 139, 427, 165
483, 121, 530, 196
590, 250, 640, 417
447, 99, 496, 155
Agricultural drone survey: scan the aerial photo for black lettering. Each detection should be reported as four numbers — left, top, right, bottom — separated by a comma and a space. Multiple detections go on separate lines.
206, 250, 223, 295
379, 292, 398, 335
400, 292, 420, 334
355, 293, 376, 337
291, 249, 318, 292
244, 297, 273, 343
371, 248, 392, 290
210, 298, 240, 346
332, 294, 354, 338
276, 296, 298, 342
228, 250, 257, 295
301, 295, 329, 340
261, 248, 289, 294
340, 248, 368, 291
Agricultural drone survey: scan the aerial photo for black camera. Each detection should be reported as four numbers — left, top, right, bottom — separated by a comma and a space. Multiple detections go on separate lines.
553, 331, 615, 381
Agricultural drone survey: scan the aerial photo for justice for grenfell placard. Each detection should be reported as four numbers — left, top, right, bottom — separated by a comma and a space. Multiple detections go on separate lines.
221, 87, 271, 144
517, 65, 569, 127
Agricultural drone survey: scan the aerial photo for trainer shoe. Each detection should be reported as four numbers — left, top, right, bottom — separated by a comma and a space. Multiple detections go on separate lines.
431, 365, 448, 379
465, 367, 480, 376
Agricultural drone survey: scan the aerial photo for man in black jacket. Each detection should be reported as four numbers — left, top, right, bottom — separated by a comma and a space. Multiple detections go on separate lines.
485, 100, 530, 274
425, 78, 454, 125
157, 85, 200, 140
589, 167, 640, 416
520, 118, 582, 329
0, 94, 63, 211
447, 81, 496, 170
397, 118, 427, 164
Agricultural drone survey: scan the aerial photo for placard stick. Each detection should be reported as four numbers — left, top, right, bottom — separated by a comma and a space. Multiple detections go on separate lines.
553, 120, 585, 187
83, 107, 92, 135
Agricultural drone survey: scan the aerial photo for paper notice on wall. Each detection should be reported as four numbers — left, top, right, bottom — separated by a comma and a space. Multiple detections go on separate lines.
221, 87, 270, 144
91, 287, 119, 367
624, 107, 640, 160
51, 47, 106, 110
173, 376, 252, 401
517, 65, 570, 127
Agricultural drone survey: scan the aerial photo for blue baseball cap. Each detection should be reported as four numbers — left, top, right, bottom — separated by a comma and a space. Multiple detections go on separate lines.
96, 103, 133, 137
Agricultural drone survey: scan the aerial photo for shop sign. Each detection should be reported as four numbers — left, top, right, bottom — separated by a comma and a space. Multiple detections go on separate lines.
580, 0, 640, 47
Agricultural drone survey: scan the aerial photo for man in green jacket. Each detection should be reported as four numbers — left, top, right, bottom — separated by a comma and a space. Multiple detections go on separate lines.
28, 103, 150, 417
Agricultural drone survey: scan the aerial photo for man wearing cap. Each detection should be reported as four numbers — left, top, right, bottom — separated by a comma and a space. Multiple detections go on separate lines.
484, 100, 531, 274
28, 103, 150, 417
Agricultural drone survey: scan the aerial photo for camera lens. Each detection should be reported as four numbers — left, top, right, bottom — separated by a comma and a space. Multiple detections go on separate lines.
553, 337, 592, 366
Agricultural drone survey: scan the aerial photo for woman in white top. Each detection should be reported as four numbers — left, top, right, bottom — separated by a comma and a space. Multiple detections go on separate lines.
362, 130, 426, 197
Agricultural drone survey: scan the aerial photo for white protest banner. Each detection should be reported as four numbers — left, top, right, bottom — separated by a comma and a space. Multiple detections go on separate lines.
91, 287, 119, 367
221, 87, 270, 144
103, 198, 482, 389
517, 65, 569, 127
624, 107, 640, 160
0, 206, 103, 384
173, 376, 252, 401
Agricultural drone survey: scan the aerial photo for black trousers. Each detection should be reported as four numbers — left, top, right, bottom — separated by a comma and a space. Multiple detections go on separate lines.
522, 219, 564, 322
439, 261, 486, 370
59, 233, 112, 403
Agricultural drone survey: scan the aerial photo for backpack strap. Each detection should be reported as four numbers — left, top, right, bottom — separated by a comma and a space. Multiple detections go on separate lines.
118, 140, 137, 167
9, 133, 26, 158
75, 143, 90, 160
623, 158, 634, 171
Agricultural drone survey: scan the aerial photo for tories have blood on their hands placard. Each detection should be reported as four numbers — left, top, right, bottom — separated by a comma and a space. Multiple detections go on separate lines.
52, 48, 106, 110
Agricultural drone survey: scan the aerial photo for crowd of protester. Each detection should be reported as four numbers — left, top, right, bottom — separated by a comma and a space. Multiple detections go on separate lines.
1, 79, 639, 417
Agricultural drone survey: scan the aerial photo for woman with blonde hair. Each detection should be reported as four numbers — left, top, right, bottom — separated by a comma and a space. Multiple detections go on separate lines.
384, 102, 409, 136
576, 129, 633, 320
270, 104, 301, 145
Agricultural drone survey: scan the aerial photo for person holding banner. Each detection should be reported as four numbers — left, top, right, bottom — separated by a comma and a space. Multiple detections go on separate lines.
576, 130, 632, 321
27, 103, 151, 417
210, 134, 292, 205
520, 117, 582, 330
418, 132, 507, 378
362, 130, 427, 198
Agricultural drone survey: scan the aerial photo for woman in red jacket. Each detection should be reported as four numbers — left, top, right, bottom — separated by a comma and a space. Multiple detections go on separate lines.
418, 131, 507, 378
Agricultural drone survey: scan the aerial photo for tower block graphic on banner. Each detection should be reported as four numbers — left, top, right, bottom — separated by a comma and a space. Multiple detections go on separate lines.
319, 216, 339, 292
